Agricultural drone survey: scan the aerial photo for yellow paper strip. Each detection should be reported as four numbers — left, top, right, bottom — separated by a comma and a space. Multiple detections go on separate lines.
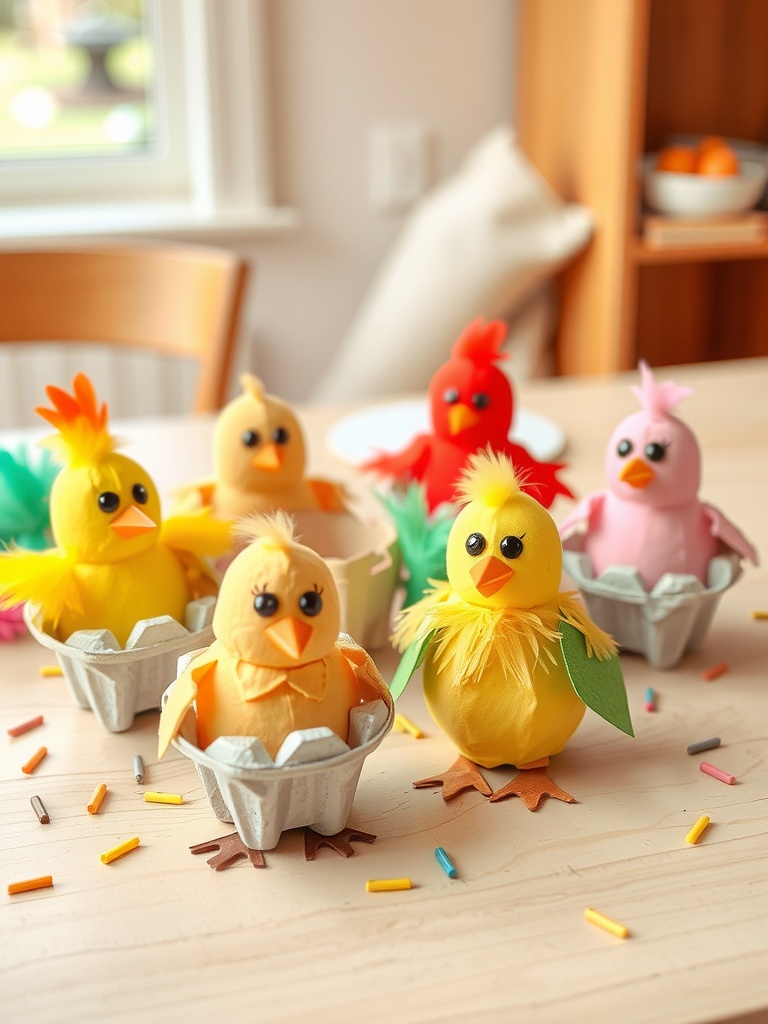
366, 878, 412, 893
584, 907, 630, 938
101, 837, 140, 864
39, 665, 63, 677
685, 815, 711, 845
143, 792, 183, 805
87, 783, 107, 815
393, 713, 424, 739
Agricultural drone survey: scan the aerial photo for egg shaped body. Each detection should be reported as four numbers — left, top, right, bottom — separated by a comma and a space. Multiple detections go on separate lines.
422, 630, 585, 769
57, 546, 190, 647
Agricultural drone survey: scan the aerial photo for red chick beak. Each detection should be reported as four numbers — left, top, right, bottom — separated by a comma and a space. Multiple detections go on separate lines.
447, 403, 480, 436
251, 443, 283, 472
619, 457, 656, 489
264, 615, 313, 660
470, 555, 515, 597
110, 505, 157, 539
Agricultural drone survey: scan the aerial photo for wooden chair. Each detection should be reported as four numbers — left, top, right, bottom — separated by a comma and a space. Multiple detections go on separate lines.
0, 244, 250, 413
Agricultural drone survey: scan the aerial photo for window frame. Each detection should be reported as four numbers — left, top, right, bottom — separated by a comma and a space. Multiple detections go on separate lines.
0, 0, 296, 241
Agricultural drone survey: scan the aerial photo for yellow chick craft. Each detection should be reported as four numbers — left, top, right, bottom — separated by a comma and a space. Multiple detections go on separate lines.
186, 374, 347, 519
391, 450, 633, 808
0, 374, 232, 648
158, 511, 382, 761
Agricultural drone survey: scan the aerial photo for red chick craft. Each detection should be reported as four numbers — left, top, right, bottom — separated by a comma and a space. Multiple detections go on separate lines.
361, 318, 573, 511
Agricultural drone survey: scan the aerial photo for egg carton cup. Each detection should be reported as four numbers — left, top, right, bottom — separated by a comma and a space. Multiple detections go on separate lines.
289, 508, 400, 650
562, 547, 743, 670
24, 597, 217, 732
163, 657, 395, 850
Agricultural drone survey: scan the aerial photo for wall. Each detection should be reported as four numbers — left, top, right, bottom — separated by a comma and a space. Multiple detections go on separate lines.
238, 0, 514, 402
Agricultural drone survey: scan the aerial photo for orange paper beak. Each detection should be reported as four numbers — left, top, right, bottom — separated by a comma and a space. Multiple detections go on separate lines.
447, 403, 480, 436
251, 443, 283, 472
470, 555, 515, 597
110, 504, 158, 539
264, 615, 313, 660
619, 457, 656, 489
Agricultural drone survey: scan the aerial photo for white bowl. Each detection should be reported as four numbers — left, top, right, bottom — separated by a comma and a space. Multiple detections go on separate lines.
643, 156, 768, 217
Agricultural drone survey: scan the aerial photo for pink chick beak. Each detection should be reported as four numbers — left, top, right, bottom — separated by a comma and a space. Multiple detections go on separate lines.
470, 555, 515, 597
619, 457, 656, 489
264, 615, 313, 659
251, 443, 283, 472
110, 504, 157, 539
447, 403, 480, 436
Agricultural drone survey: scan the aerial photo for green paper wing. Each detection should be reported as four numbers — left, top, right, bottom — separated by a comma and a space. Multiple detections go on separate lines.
559, 621, 634, 737
388, 630, 435, 700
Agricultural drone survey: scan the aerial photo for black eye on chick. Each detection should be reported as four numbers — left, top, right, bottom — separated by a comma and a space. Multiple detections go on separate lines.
299, 585, 323, 617
272, 426, 290, 445
499, 535, 524, 559
242, 429, 261, 448
132, 483, 148, 505
472, 392, 490, 410
617, 439, 633, 457
97, 491, 120, 513
645, 442, 667, 462
443, 388, 459, 405
253, 591, 279, 617
465, 532, 486, 556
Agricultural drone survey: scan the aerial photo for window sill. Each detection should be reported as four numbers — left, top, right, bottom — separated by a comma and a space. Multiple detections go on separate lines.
0, 200, 299, 245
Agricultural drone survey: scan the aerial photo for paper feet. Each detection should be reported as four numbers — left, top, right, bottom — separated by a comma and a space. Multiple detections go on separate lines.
190, 826, 377, 870
414, 755, 492, 801
490, 767, 576, 811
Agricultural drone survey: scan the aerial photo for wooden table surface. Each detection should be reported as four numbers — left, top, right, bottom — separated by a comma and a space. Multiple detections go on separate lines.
1, 360, 766, 1024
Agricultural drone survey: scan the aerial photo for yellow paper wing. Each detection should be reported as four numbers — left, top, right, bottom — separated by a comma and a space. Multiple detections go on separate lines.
158, 658, 217, 758
160, 509, 234, 559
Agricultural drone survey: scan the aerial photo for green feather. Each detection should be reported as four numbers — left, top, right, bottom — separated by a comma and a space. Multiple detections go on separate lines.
559, 620, 634, 737
0, 445, 59, 550
389, 630, 435, 700
377, 484, 453, 606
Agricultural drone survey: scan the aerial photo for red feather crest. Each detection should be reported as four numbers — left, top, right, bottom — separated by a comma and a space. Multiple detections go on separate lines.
450, 318, 508, 365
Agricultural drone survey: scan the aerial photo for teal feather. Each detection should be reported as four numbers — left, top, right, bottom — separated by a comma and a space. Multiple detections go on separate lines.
0, 445, 60, 551
377, 484, 454, 606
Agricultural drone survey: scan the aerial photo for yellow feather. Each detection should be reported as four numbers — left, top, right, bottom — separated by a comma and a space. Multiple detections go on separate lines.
0, 547, 82, 629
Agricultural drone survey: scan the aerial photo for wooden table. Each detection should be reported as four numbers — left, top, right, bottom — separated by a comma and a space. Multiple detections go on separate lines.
2, 360, 766, 1024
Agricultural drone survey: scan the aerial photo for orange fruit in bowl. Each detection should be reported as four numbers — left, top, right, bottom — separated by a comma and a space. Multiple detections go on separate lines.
695, 141, 740, 176
655, 145, 697, 173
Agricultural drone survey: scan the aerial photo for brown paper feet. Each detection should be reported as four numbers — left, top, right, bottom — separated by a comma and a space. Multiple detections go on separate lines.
190, 832, 267, 870
490, 767, 576, 811
304, 827, 377, 860
414, 755, 493, 801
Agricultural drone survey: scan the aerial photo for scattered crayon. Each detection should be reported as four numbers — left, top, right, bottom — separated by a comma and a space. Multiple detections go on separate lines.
133, 755, 144, 784
644, 686, 655, 712
366, 878, 412, 893
751, 610, 768, 620
702, 662, 728, 682
21, 746, 47, 774
700, 762, 735, 785
584, 907, 630, 939
100, 837, 140, 864
685, 815, 710, 845
88, 783, 107, 814
31, 795, 49, 824
393, 713, 424, 739
687, 737, 721, 755
143, 792, 183, 805
434, 846, 457, 878
39, 665, 63, 677
7, 875, 53, 895
7, 714, 44, 738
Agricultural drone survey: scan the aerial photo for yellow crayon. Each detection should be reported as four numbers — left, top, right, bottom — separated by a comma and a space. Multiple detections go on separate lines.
393, 713, 424, 739
87, 783, 107, 815
366, 877, 412, 893
584, 907, 630, 938
685, 815, 711, 845
143, 792, 183, 805
100, 837, 140, 864
8, 875, 53, 895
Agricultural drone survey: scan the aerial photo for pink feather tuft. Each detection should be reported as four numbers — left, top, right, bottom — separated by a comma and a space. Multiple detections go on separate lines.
630, 360, 693, 417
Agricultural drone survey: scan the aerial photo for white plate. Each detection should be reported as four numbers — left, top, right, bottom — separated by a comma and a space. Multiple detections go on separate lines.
327, 398, 566, 465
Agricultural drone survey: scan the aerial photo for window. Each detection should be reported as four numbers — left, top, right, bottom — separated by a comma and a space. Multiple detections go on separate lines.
0, 0, 295, 239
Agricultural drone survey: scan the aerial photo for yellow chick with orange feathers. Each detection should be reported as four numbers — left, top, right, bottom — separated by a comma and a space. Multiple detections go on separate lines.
392, 450, 633, 808
0, 374, 232, 647
158, 511, 382, 761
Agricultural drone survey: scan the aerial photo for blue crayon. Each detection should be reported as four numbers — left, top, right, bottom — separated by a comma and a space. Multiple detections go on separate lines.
434, 846, 457, 879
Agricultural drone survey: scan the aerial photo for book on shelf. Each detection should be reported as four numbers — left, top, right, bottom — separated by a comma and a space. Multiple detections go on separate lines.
643, 211, 768, 248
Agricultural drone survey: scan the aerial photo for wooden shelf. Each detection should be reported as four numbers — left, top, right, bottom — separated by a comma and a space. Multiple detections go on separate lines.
516, 0, 768, 373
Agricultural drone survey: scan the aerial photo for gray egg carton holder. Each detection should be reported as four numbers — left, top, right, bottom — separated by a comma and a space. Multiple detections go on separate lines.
562, 546, 743, 670
164, 643, 395, 850
24, 598, 217, 732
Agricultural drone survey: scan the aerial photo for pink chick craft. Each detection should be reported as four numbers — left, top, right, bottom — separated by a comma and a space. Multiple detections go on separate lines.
558, 362, 758, 669
361, 318, 574, 512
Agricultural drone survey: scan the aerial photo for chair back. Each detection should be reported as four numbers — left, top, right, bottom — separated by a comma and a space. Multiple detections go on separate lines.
0, 244, 249, 413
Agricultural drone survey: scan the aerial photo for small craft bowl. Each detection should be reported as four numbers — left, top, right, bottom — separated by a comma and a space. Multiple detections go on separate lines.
163, 652, 394, 850
643, 156, 768, 217
24, 598, 216, 732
